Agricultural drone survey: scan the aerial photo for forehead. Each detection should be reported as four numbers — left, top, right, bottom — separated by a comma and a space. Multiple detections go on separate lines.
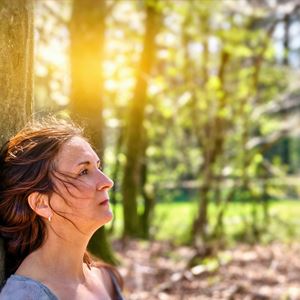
55, 137, 98, 170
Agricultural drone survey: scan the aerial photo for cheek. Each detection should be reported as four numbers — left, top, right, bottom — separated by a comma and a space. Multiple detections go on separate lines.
69, 183, 96, 206
51, 186, 96, 215
55, 177, 96, 200
50, 192, 94, 218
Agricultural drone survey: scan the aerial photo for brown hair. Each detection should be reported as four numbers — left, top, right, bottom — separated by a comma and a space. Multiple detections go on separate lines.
0, 118, 122, 288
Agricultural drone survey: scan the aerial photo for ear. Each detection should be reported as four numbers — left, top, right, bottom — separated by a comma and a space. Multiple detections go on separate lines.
28, 192, 52, 220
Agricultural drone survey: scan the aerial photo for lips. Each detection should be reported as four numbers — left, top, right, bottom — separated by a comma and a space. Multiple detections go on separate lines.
99, 199, 109, 205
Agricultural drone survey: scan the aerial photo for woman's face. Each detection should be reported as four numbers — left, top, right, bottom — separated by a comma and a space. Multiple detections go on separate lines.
49, 136, 114, 233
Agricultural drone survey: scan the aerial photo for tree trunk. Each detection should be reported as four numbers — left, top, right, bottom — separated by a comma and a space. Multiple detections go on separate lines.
108, 124, 124, 234
281, 15, 291, 169
69, 0, 105, 156
192, 50, 229, 243
0, 0, 33, 144
139, 131, 155, 239
121, 3, 158, 238
0, 0, 33, 283
69, 0, 116, 265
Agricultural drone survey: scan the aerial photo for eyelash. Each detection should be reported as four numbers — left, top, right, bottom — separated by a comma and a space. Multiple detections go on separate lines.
79, 166, 102, 176
79, 169, 88, 176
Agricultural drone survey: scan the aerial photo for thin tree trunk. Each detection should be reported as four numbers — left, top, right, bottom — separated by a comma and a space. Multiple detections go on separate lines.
69, 0, 116, 265
69, 0, 105, 156
241, 19, 279, 237
139, 131, 155, 239
0, 0, 33, 283
283, 13, 290, 66
192, 50, 229, 242
281, 15, 291, 168
108, 124, 124, 234
121, 3, 158, 238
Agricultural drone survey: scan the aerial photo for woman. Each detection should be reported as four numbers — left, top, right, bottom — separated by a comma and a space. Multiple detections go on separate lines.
0, 119, 124, 300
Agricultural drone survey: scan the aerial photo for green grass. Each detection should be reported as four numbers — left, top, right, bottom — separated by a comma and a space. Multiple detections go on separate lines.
108, 200, 300, 245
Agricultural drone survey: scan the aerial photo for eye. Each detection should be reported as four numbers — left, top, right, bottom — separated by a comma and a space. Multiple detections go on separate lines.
79, 169, 88, 176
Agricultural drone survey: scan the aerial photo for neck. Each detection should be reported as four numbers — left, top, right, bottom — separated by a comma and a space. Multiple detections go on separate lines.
17, 226, 93, 284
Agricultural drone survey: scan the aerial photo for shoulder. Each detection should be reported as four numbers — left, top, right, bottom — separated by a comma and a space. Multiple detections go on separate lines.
96, 265, 125, 300
0, 275, 57, 300
91, 266, 115, 298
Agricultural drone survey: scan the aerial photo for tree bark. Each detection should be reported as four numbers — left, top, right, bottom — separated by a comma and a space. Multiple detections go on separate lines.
121, 3, 158, 238
69, 0, 116, 265
69, 0, 105, 156
0, 0, 33, 283
0, 0, 33, 144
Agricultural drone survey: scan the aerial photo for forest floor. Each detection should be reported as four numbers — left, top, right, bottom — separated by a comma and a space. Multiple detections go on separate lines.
114, 240, 300, 300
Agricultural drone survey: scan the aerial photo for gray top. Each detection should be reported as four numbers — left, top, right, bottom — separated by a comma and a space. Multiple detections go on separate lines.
0, 273, 125, 300
0, 275, 57, 300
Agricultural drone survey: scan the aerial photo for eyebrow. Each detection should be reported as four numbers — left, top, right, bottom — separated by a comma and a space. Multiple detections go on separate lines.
77, 159, 100, 166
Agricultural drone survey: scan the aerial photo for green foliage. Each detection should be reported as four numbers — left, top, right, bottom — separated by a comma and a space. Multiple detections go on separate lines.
109, 200, 300, 245
34, 0, 300, 246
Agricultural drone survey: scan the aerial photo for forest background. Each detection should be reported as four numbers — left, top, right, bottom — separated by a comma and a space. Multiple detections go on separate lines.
1, 0, 300, 299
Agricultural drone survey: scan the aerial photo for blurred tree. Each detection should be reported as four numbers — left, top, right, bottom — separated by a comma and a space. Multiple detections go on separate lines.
0, 0, 33, 283
32, 0, 300, 250
121, 1, 159, 238
163, 0, 296, 247
69, 0, 117, 264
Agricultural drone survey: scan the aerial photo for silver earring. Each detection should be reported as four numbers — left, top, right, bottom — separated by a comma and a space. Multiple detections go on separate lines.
48, 215, 52, 222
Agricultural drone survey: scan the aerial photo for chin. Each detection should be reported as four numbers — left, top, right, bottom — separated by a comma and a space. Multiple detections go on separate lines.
95, 210, 114, 227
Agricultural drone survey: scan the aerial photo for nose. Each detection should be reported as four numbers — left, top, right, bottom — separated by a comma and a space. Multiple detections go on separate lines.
96, 170, 114, 191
